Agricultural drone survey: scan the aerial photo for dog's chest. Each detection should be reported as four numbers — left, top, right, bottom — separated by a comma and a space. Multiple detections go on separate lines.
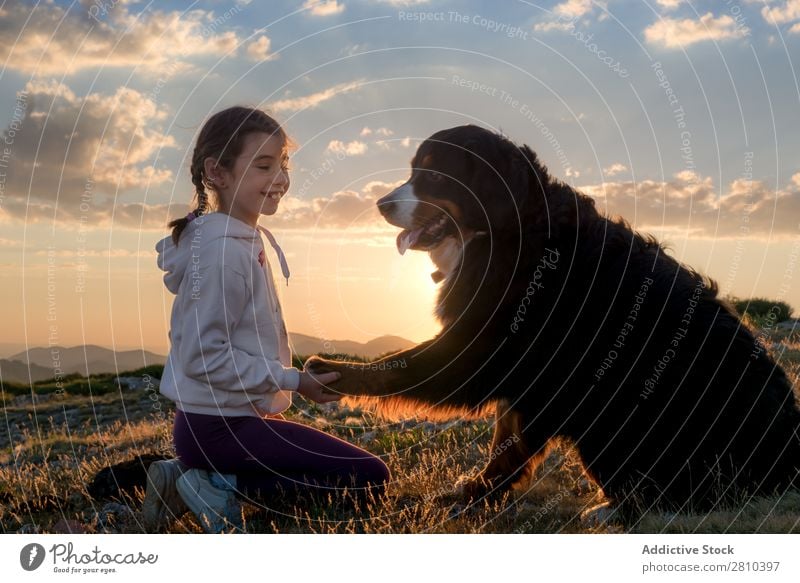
429, 237, 462, 280
430, 237, 464, 324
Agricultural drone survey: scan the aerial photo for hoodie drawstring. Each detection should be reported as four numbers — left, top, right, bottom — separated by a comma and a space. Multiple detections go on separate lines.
257, 225, 291, 286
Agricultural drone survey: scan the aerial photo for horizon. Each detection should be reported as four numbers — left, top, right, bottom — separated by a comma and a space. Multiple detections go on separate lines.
0, 330, 417, 360
3, 1, 800, 354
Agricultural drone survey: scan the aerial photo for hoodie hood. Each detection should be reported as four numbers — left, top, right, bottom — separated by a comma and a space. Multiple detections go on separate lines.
156, 212, 290, 294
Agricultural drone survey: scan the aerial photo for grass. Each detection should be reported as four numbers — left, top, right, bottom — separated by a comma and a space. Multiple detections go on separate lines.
2, 342, 800, 534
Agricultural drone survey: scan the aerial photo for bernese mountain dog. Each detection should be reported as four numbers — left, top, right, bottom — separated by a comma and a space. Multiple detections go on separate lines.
305, 124, 800, 518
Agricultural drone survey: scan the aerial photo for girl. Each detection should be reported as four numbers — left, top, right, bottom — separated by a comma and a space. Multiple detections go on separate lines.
143, 106, 390, 533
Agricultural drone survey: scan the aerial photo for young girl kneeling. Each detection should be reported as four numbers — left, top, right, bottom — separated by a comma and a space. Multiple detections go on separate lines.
143, 106, 390, 533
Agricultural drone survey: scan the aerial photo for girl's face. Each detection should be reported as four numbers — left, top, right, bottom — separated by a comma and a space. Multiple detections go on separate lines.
214, 131, 290, 226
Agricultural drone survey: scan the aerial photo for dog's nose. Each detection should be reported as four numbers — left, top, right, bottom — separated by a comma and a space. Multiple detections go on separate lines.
377, 199, 396, 217
376, 191, 398, 217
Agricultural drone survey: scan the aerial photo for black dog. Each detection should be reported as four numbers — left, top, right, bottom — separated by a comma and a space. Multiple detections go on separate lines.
305, 125, 800, 517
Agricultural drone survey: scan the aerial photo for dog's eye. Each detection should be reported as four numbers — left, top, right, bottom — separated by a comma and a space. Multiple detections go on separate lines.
428, 172, 444, 182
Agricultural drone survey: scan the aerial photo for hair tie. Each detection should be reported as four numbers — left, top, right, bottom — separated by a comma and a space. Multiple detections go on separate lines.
186, 211, 197, 222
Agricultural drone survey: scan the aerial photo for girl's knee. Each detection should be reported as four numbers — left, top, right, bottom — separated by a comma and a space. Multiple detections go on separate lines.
362, 456, 391, 486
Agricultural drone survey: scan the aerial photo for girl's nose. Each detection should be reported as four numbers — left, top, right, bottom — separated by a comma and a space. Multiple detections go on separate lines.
274, 168, 289, 186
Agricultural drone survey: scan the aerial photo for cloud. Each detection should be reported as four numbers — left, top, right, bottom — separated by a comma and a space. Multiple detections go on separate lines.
0, 1, 244, 76
582, 170, 800, 238
270, 80, 365, 113
0, 80, 177, 227
164, 170, 800, 239
604, 163, 628, 177
326, 140, 368, 156
656, 0, 682, 11
375, 136, 415, 150
553, 0, 594, 19
534, 20, 576, 32
268, 180, 403, 230
644, 12, 749, 48
302, 1, 345, 16
0, 197, 177, 231
360, 126, 393, 136
534, 0, 606, 32
374, 0, 431, 5
246, 35, 277, 61
761, 0, 800, 24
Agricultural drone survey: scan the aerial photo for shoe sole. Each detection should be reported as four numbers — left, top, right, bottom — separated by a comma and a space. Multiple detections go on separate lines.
142, 461, 189, 531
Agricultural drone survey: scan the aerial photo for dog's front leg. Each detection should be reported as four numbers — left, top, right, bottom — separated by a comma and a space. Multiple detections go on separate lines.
303, 330, 498, 408
459, 400, 553, 499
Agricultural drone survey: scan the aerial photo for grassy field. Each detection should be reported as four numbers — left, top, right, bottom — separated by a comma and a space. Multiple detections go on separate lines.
2, 330, 800, 534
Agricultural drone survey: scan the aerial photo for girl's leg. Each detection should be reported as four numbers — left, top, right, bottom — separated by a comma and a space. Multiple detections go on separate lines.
173, 410, 390, 500
230, 416, 390, 499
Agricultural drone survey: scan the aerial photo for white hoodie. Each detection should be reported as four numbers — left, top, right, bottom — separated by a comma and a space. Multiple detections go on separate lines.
155, 212, 300, 417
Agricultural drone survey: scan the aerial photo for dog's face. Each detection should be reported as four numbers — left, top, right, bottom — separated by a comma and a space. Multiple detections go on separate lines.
377, 125, 524, 255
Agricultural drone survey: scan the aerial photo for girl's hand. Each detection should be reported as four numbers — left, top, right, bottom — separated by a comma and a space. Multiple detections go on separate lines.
297, 371, 343, 403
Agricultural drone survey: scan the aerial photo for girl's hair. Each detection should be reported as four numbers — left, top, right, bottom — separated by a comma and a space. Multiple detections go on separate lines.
168, 106, 289, 245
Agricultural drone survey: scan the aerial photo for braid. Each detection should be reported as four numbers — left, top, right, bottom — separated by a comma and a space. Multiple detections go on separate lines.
191, 159, 209, 217
169, 160, 212, 245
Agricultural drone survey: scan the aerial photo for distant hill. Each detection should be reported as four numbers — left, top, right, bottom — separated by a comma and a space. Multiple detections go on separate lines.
7, 345, 167, 381
0, 359, 56, 384
0, 333, 415, 385
290, 333, 414, 358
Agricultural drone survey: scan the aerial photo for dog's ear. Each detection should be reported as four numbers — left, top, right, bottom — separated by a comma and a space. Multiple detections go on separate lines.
460, 137, 509, 230
462, 136, 538, 233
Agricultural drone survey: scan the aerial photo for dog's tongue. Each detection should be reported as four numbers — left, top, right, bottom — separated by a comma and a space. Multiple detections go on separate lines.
396, 227, 424, 255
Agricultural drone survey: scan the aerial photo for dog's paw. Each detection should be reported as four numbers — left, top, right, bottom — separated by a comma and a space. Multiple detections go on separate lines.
303, 355, 340, 375
303, 355, 367, 395
454, 474, 494, 501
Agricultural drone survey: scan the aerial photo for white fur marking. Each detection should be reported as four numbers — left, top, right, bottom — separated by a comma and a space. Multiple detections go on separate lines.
430, 237, 462, 281
382, 183, 419, 228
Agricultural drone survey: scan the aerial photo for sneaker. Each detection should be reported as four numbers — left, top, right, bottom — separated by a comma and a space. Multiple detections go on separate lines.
176, 469, 244, 533
142, 459, 189, 531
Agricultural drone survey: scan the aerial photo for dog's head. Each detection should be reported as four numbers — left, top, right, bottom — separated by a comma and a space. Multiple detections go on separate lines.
377, 125, 542, 255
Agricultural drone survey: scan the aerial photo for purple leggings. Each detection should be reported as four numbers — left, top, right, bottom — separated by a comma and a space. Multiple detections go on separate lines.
173, 409, 390, 501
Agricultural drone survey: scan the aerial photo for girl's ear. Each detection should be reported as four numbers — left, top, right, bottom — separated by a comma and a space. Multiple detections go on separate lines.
203, 156, 226, 187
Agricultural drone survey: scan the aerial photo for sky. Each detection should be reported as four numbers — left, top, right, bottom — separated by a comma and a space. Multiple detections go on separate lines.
1, 0, 799, 356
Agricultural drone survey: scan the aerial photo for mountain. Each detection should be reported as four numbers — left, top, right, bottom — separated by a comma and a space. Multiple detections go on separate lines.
290, 333, 414, 358
7, 345, 166, 378
0, 333, 415, 384
0, 359, 57, 384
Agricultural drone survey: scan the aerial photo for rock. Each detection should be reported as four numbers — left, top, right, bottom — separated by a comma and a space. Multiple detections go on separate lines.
580, 501, 618, 527
16, 523, 40, 534
313, 417, 330, 429
358, 431, 377, 444
52, 519, 86, 534
96, 502, 133, 529
440, 421, 462, 431
446, 503, 465, 520
319, 402, 339, 413
101, 502, 132, 516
